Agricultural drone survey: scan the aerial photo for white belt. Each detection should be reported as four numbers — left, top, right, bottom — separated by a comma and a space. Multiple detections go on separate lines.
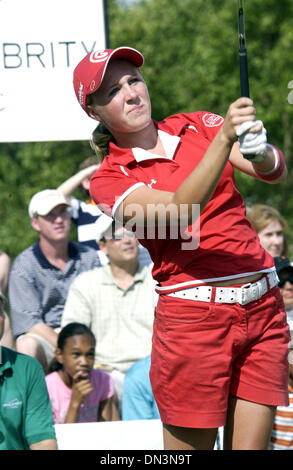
165, 271, 279, 306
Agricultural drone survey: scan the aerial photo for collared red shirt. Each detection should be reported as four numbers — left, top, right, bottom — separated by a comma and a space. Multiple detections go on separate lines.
0, 347, 56, 450
90, 112, 274, 291
61, 264, 157, 373
9, 240, 100, 338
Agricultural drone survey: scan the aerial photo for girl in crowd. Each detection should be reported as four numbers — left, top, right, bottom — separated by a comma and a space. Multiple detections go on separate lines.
72, 47, 290, 450
46, 322, 119, 423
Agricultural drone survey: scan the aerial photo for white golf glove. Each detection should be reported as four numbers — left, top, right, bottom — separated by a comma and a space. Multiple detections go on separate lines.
236, 120, 267, 162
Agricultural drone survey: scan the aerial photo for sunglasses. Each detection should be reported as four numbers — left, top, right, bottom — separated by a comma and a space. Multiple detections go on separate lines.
43, 207, 71, 221
110, 231, 135, 241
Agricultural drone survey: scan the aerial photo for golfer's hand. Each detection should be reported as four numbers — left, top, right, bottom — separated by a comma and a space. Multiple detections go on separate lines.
237, 120, 267, 162
221, 97, 259, 145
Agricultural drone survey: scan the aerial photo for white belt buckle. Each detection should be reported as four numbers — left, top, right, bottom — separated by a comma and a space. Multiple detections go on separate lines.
240, 282, 252, 305
240, 278, 267, 306
240, 282, 262, 305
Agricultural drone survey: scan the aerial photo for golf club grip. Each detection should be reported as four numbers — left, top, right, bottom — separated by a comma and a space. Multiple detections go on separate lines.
239, 49, 250, 97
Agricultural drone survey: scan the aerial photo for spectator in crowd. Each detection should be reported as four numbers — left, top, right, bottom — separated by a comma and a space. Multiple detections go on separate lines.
122, 355, 159, 421
9, 189, 100, 373
61, 214, 157, 406
270, 259, 293, 450
58, 157, 152, 267
270, 330, 293, 450
0, 251, 13, 348
274, 256, 293, 326
269, 257, 293, 449
0, 292, 57, 450
46, 322, 119, 424
247, 204, 288, 258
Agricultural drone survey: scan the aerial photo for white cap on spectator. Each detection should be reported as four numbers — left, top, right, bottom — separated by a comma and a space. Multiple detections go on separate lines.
28, 189, 70, 218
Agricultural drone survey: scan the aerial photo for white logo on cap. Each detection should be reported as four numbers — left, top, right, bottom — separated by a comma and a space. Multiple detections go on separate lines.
202, 113, 224, 127
89, 51, 109, 63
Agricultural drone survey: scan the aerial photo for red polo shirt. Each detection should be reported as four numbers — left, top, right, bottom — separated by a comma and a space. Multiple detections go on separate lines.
90, 111, 274, 291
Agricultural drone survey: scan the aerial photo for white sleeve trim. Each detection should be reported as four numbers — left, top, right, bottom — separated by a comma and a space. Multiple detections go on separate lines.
112, 182, 146, 218
252, 144, 280, 175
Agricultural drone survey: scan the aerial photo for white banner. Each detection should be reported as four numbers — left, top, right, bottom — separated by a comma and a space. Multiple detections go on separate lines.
55, 420, 164, 450
54, 420, 223, 450
0, 0, 107, 142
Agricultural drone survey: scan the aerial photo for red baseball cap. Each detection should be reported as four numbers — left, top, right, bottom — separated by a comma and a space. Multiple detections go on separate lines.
73, 47, 144, 114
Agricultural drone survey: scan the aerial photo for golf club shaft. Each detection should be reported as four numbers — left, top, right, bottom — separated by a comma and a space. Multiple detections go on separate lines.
238, 0, 250, 97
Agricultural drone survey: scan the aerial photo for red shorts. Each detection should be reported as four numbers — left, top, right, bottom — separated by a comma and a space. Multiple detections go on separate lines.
150, 285, 290, 429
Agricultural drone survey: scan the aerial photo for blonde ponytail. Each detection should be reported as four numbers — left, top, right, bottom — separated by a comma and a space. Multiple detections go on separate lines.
90, 123, 115, 163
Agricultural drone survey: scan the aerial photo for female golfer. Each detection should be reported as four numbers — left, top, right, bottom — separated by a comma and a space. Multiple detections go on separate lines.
73, 47, 290, 450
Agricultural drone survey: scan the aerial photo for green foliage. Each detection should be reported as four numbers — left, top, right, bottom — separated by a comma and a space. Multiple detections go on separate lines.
0, 140, 92, 257
1, 0, 293, 259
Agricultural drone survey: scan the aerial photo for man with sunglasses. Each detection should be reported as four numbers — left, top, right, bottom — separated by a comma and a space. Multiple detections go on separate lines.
61, 214, 157, 409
